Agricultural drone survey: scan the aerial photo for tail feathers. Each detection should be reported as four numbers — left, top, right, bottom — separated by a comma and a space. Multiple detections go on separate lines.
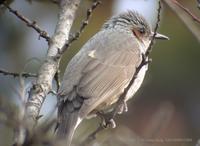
57, 110, 81, 146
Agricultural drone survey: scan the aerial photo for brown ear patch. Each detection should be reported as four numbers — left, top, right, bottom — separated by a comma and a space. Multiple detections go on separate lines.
132, 29, 143, 42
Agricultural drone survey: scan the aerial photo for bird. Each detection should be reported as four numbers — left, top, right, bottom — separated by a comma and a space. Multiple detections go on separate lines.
56, 10, 169, 146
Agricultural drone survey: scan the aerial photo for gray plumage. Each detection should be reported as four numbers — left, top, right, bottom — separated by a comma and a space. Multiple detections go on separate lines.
56, 11, 167, 146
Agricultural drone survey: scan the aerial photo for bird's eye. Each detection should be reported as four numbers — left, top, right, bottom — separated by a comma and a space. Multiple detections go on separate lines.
139, 28, 145, 34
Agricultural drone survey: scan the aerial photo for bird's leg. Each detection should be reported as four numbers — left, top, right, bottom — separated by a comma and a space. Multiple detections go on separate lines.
98, 100, 129, 128
96, 111, 116, 128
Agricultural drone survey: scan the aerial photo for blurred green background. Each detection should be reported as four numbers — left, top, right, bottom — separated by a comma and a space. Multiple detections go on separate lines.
0, 0, 200, 146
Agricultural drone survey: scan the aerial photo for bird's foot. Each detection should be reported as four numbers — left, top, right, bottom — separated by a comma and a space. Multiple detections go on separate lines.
105, 119, 116, 128
102, 118, 116, 129
116, 100, 128, 114
96, 111, 116, 129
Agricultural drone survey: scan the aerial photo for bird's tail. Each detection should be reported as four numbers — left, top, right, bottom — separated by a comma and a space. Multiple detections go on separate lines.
56, 103, 82, 146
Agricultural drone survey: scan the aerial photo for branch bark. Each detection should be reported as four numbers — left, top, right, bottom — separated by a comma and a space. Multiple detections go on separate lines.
25, 0, 82, 130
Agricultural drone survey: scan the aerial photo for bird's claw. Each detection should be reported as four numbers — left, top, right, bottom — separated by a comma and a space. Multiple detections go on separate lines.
117, 100, 128, 114
97, 111, 116, 129
102, 118, 116, 129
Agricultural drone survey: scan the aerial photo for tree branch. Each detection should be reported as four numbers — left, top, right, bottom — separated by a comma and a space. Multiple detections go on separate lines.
0, 68, 37, 78
3, 3, 50, 42
25, 0, 82, 131
171, 0, 200, 24
163, 0, 200, 42
62, 0, 101, 52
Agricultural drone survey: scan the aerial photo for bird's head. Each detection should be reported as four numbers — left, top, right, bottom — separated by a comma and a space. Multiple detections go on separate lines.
103, 11, 169, 47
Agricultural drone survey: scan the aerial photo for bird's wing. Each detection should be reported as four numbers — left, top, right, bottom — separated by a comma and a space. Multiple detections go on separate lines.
58, 30, 142, 117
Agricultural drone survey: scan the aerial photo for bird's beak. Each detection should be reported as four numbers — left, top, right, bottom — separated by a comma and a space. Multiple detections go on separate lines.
151, 32, 169, 40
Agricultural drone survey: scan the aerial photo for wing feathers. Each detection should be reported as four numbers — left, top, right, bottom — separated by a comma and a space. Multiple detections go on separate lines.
58, 30, 142, 117
77, 50, 140, 116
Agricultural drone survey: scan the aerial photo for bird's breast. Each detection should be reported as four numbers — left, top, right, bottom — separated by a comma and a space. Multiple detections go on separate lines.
125, 63, 148, 100
95, 63, 148, 112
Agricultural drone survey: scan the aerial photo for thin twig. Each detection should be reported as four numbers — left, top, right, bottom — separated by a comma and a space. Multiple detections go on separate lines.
163, 0, 200, 42
114, 0, 162, 117
83, 0, 162, 144
171, 0, 200, 24
145, 1, 162, 56
111, 0, 162, 118
3, 3, 50, 42
0, 68, 37, 78
61, 0, 101, 53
